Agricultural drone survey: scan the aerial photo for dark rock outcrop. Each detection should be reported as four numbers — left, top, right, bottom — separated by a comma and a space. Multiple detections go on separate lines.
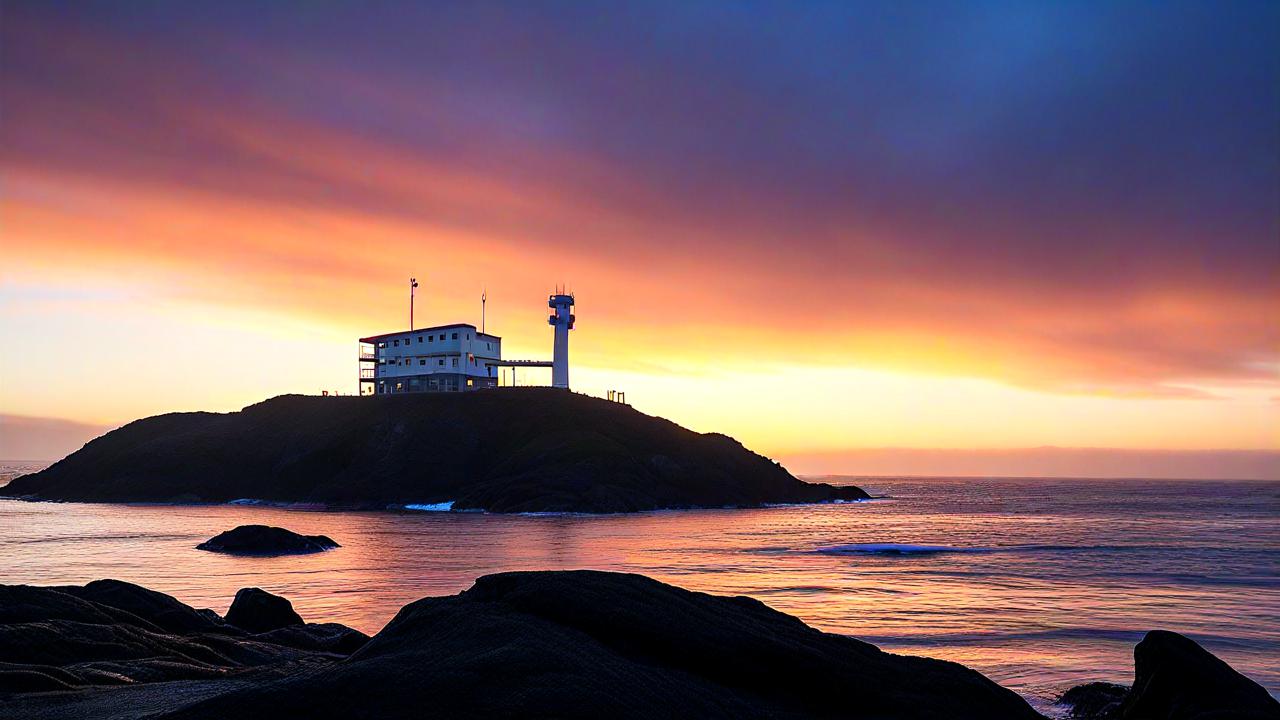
224, 588, 304, 634
0, 391, 869, 513
1061, 631, 1279, 720
0, 580, 367, 694
160, 570, 1040, 720
1125, 630, 1278, 719
196, 525, 339, 556
1060, 682, 1128, 718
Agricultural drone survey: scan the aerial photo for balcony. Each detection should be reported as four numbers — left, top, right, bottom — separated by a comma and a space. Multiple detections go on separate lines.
359, 368, 377, 379
359, 351, 377, 361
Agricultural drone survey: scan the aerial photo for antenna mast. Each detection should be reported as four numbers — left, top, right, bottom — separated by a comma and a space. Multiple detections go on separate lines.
481, 288, 487, 334
409, 277, 418, 331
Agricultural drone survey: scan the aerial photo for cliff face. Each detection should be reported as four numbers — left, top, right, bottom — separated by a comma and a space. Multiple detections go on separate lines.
2, 390, 866, 513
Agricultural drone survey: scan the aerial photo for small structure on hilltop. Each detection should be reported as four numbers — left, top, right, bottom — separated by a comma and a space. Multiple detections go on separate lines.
358, 286, 575, 394
549, 291, 575, 389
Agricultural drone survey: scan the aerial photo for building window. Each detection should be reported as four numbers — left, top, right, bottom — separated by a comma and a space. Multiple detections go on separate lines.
438, 359, 444, 366
393, 339, 399, 346
486, 342, 491, 350
417, 336, 423, 343
451, 332, 458, 340
378, 342, 386, 348
419, 359, 426, 365
467, 379, 474, 387
428, 335, 434, 343
438, 334, 444, 340
451, 357, 458, 367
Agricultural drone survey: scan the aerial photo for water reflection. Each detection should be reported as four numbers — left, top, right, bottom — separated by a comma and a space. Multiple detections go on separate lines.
1, 477, 1276, 712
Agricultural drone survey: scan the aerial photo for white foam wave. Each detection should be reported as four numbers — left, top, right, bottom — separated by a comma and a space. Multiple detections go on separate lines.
403, 501, 455, 512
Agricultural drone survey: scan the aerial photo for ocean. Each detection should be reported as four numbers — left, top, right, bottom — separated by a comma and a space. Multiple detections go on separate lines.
1, 467, 1276, 715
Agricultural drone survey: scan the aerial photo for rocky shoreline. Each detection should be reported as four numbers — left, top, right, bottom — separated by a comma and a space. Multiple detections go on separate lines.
2, 572, 1275, 719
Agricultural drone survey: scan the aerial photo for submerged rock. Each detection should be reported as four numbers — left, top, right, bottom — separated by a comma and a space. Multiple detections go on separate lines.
196, 525, 339, 556
1059, 682, 1127, 718
160, 570, 1040, 720
224, 588, 304, 634
1061, 631, 1279, 720
0, 391, 869, 513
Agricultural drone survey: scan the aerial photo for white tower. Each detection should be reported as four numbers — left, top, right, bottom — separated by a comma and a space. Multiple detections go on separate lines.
548, 291, 575, 389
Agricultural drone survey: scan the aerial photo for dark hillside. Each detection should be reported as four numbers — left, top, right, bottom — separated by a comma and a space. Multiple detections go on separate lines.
1, 390, 866, 513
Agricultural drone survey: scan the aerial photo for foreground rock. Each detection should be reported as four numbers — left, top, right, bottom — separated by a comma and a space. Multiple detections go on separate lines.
0, 390, 869, 513
160, 570, 1039, 720
196, 525, 339, 555
0, 579, 368, 695
1061, 630, 1279, 719
224, 588, 304, 633
3, 571, 1037, 719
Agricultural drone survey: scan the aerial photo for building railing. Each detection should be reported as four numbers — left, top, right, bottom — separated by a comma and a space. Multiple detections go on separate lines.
359, 368, 377, 379
359, 352, 376, 361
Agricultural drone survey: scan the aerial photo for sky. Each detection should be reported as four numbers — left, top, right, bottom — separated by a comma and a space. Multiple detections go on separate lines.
2, 1, 1278, 475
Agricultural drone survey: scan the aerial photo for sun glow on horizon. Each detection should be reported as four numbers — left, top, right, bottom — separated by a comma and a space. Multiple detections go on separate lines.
2, 2, 1277, 471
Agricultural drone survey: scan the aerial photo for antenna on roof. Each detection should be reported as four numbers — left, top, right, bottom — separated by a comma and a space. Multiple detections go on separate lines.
481, 288, 487, 334
409, 277, 419, 331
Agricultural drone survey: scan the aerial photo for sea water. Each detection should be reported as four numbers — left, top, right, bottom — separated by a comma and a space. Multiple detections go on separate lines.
1, 468, 1275, 714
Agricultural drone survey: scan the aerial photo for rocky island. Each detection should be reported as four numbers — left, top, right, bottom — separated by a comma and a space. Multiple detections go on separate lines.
0, 390, 867, 513
196, 525, 340, 555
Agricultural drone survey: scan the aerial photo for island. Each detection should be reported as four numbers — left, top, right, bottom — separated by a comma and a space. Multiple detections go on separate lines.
0, 390, 868, 513
196, 525, 340, 555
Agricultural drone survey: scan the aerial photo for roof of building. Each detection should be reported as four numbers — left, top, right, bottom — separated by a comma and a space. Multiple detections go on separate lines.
360, 324, 501, 343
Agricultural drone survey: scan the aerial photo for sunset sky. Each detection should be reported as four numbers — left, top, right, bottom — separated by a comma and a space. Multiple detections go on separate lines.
2, 2, 1277, 474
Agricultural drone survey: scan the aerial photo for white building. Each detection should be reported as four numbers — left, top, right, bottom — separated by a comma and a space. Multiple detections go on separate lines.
358, 291, 575, 395
549, 293, 574, 389
359, 324, 501, 394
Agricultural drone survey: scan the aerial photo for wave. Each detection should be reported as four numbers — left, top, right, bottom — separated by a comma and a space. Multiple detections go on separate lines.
857, 627, 1270, 651
812, 542, 1280, 558
815, 543, 978, 556
401, 501, 456, 512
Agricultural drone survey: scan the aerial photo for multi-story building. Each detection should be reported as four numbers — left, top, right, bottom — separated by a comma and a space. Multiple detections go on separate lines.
359, 324, 500, 394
